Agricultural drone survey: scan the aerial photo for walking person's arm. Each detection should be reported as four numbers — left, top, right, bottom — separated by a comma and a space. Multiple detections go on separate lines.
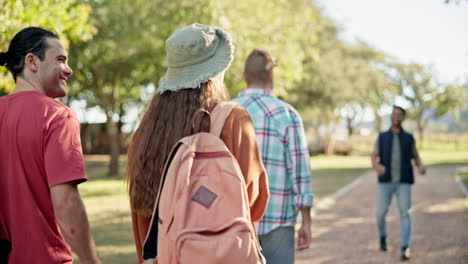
286, 110, 314, 251
51, 183, 101, 264
413, 153, 426, 175
411, 138, 426, 175
371, 151, 386, 176
371, 136, 386, 176
43, 115, 100, 263
297, 207, 312, 250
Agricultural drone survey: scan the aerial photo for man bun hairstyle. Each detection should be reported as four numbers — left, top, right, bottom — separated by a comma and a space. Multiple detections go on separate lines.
244, 48, 278, 85
1, 27, 58, 81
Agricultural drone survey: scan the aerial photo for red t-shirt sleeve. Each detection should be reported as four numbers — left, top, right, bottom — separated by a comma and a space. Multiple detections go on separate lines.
44, 114, 87, 187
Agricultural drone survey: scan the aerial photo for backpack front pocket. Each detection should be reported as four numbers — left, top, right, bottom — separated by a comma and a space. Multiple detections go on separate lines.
175, 218, 261, 264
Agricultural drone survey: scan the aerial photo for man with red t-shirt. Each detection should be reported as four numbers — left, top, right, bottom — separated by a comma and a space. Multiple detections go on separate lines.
0, 27, 101, 263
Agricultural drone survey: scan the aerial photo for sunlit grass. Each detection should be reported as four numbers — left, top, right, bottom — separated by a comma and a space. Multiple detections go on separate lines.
420, 151, 468, 166
76, 159, 136, 264
352, 134, 468, 153
311, 155, 371, 169
309, 151, 468, 200
311, 155, 370, 200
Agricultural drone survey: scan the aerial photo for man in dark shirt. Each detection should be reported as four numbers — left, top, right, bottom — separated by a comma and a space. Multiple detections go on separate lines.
371, 106, 426, 261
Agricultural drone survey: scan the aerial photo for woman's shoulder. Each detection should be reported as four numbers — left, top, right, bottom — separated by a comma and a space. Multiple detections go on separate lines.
220, 103, 255, 139
225, 103, 252, 124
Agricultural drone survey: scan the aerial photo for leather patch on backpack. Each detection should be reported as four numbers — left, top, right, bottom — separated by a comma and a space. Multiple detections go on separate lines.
192, 186, 217, 208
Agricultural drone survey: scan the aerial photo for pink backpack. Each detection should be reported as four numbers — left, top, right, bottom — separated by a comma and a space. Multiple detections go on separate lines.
142, 102, 265, 264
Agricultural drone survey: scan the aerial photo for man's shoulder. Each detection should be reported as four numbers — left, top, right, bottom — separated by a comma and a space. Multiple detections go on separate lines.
23, 94, 78, 124
379, 130, 392, 136
232, 91, 302, 121
36, 95, 76, 120
377, 130, 391, 143
2, 92, 73, 117
401, 129, 415, 140
232, 92, 285, 111
273, 99, 302, 119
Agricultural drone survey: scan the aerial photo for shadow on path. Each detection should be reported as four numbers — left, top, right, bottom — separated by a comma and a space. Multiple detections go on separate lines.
296, 166, 468, 264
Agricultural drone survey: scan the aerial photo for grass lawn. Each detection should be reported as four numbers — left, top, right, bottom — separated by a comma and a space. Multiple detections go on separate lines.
460, 172, 468, 190
78, 150, 468, 263
310, 151, 468, 200
419, 151, 468, 167
310, 155, 371, 200
77, 160, 136, 264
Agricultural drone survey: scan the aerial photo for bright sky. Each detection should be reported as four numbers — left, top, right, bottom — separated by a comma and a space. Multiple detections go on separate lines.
318, 0, 468, 83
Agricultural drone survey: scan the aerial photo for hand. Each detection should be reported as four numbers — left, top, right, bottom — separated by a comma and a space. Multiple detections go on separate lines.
297, 222, 311, 251
418, 166, 426, 175
375, 164, 386, 176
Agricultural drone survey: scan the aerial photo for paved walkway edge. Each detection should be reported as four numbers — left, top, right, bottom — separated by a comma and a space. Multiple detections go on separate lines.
454, 170, 468, 207
313, 170, 371, 214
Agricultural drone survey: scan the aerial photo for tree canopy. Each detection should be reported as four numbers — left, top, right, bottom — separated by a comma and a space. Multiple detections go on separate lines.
2, 0, 464, 174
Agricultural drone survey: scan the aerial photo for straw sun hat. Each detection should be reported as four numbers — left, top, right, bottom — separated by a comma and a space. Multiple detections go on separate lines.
157, 23, 234, 94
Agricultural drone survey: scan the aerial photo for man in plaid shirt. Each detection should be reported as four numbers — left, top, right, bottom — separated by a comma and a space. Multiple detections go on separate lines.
232, 49, 313, 264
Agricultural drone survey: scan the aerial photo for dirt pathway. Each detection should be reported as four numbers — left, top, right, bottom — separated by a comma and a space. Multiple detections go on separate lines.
296, 166, 468, 264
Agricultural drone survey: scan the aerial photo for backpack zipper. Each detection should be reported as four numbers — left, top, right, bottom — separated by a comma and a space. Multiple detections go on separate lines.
194, 151, 232, 159
176, 220, 248, 242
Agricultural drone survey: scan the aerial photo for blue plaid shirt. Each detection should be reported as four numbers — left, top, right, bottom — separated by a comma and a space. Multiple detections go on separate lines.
233, 88, 313, 235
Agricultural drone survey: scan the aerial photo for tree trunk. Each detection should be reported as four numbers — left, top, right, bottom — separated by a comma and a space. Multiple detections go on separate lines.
102, 82, 121, 178
105, 116, 120, 177
374, 113, 382, 133
346, 117, 353, 136
417, 119, 424, 150
82, 123, 92, 154
324, 123, 337, 155
325, 134, 336, 155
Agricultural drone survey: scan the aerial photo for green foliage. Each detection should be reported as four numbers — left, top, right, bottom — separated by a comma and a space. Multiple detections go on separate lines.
0, 0, 94, 93
434, 84, 466, 116
392, 62, 465, 144
70, 0, 334, 102
210, 0, 325, 97
68, 0, 216, 176
69, 0, 214, 105
4, 0, 460, 162
66, 0, 400, 135
291, 36, 398, 132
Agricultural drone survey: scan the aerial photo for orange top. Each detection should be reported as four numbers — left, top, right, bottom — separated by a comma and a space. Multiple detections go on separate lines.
131, 105, 269, 263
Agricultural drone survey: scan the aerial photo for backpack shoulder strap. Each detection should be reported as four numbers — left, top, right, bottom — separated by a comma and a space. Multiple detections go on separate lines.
142, 141, 183, 260
210, 101, 238, 138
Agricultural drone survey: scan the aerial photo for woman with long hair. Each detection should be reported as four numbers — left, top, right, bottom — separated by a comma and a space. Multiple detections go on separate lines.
126, 23, 269, 263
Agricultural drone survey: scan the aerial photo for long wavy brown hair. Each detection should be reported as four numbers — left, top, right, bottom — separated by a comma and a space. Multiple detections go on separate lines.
126, 79, 228, 216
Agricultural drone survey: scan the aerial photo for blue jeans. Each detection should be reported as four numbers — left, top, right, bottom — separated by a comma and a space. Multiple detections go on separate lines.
259, 226, 295, 264
376, 183, 412, 248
